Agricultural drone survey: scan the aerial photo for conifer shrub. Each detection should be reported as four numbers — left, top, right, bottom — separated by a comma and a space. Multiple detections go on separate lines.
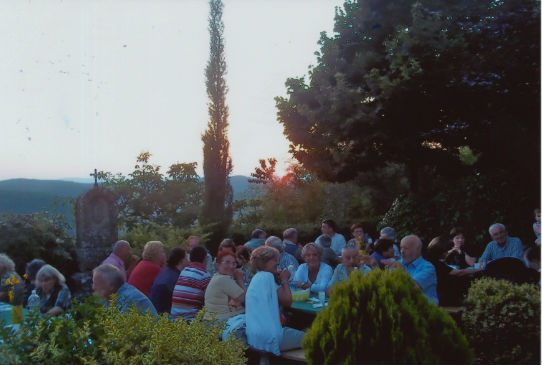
462, 278, 540, 364
303, 269, 472, 364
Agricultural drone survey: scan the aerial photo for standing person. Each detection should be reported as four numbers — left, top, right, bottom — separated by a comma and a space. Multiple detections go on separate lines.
245, 246, 305, 356
244, 229, 267, 250
316, 219, 346, 256
128, 241, 166, 298
479, 223, 524, 263
171, 246, 211, 321
204, 249, 246, 320
92, 264, 157, 316
149, 248, 188, 314
282, 228, 303, 263
445, 227, 476, 268
35, 264, 72, 316
102, 240, 132, 281
293, 243, 333, 293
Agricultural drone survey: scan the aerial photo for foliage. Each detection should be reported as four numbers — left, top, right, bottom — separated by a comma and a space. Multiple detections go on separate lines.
462, 278, 540, 364
303, 269, 472, 364
201, 0, 234, 255
100, 152, 203, 231
0, 212, 78, 276
0, 295, 246, 365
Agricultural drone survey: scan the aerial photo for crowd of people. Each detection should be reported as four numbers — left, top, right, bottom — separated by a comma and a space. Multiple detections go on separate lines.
0, 212, 540, 356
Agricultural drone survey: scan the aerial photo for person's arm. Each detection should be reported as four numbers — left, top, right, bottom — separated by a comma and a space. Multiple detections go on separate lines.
326, 266, 342, 296
465, 253, 476, 267
230, 269, 246, 304
479, 244, 491, 263
310, 264, 332, 293
292, 264, 310, 289
276, 269, 292, 307
409, 263, 436, 293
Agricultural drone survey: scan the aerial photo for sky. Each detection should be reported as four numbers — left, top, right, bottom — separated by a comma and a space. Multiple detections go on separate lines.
0, 0, 344, 181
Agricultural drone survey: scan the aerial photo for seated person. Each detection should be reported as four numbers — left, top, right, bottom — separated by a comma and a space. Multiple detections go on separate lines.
171, 246, 211, 321
0, 254, 25, 305
326, 246, 372, 296
128, 241, 166, 298
316, 234, 339, 267
371, 238, 396, 269
283, 227, 303, 263
525, 246, 540, 272
244, 229, 267, 250
204, 249, 246, 321
265, 236, 299, 276
246, 246, 304, 356
102, 240, 132, 281
445, 227, 476, 268
293, 243, 333, 293
388, 235, 438, 304
479, 223, 524, 263
379, 226, 401, 259
92, 264, 157, 316
23, 258, 46, 306
209, 238, 237, 276
149, 247, 188, 314
349, 223, 373, 252
236, 245, 253, 288
315, 219, 346, 255
35, 264, 72, 315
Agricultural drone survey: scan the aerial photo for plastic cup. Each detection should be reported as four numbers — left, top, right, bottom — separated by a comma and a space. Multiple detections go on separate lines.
318, 291, 325, 304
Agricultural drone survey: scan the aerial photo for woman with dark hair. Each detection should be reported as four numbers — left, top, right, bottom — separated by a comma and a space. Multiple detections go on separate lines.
235, 245, 253, 288
149, 247, 188, 314
445, 227, 476, 268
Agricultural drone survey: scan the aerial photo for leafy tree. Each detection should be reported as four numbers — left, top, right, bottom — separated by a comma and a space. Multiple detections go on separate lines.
100, 152, 203, 230
201, 0, 233, 253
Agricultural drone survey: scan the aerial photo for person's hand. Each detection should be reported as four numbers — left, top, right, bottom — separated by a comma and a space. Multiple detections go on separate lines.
385, 260, 400, 269
360, 255, 378, 268
301, 282, 311, 289
278, 268, 291, 283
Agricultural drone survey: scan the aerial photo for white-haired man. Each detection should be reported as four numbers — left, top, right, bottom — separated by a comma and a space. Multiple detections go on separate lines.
265, 236, 299, 277
479, 223, 524, 263
101, 240, 132, 281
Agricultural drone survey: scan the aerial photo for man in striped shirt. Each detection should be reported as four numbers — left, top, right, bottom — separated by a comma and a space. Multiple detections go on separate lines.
171, 246, 211, 320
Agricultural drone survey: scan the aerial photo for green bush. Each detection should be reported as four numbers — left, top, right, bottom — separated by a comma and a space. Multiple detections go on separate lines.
462, 278, 540, 364
303, 269, 473, 364
0, 296, 246, 365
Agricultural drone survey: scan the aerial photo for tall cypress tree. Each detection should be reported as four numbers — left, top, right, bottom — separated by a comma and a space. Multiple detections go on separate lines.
201, 0, 233, 253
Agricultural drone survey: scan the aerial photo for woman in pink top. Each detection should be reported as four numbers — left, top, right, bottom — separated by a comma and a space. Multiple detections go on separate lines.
128, 241, 166, 297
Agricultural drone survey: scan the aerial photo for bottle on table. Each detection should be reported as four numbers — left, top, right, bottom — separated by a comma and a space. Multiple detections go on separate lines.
27, 289, 40, 311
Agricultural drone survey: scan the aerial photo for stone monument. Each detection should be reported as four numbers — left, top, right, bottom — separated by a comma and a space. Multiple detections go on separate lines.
75, 169, 118, 271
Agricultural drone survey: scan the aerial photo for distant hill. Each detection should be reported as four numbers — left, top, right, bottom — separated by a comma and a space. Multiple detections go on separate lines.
0, 176, 252, 225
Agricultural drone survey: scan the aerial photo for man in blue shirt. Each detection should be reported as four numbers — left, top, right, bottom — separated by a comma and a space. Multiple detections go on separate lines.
93, 264, 157, 316
316, 219, 346, 255
479, 223, 524, 263
392, 235, 438, 305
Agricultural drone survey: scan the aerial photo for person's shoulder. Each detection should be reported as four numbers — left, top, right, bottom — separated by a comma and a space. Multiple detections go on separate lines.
320, 262, 333, 271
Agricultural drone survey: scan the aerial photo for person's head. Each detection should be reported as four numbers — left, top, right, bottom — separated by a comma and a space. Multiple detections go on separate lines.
167, 247, 188, 271
236, 245, 252, 266
525, 246, 541, 270
250, 246, 280, 273
321, 219, 337, 235
251, 229, 266, 240
187, 236, 201, 251
374, 238, 395, 258
218, 238, 236, 253
449, 227, 465, 249
0, 254, 15, 277
400, 235, 422, 265
112, 240, 132, 261
341, 246, 360, 269
216, 249, 237, 276
142, 241, 166, 266
25, 259, 46, 283
427, 236, 452, 261
265, 236, 283, 253
189, 246, 208, 264
302, 242, 323, 268
283, 227, 298, 243
351, 223, 364, 239
535, 209, 540, 223
36, 264, 65, 294
489, 223, 508, 246
317, 234, 332, 248
380, 227, 397, 242
92, 264, 124, 300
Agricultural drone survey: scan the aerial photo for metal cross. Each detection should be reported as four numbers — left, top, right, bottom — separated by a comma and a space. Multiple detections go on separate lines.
90, 168, 99, 187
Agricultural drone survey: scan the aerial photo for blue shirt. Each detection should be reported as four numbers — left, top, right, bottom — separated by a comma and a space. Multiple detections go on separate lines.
149, 267, 180, 314
329, 264, 372, 287
479, 237, 524, 263
116, 283, 158, 316
400, 256, 438, 305
371, 252, 386, 269
245, 238, 265, 250
316, 233, 347, 255
279, 251, 299, 277
293, 262, 333, 293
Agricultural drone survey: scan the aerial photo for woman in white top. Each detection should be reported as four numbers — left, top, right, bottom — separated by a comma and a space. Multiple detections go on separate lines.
293, 243, 332, 293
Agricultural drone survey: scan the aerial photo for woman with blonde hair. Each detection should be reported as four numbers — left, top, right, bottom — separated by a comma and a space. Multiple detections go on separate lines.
35, 264, 72, 315
0, 253, 24, 305
128, 241, 166, 298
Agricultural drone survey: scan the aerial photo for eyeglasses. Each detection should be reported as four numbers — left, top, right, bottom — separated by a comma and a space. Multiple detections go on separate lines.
220, 260, 237, 266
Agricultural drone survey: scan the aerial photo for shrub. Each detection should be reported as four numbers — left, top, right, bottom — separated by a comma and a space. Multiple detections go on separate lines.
303, 269, 473, 364
0, 296, 246, 365
462, 278, 540, 364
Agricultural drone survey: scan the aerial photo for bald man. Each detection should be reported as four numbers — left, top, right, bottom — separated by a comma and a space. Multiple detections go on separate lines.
101, 240, 132, 281
395, 235, 438, 304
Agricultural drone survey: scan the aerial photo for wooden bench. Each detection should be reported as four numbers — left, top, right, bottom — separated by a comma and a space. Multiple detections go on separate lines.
281, 348, 306, 364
